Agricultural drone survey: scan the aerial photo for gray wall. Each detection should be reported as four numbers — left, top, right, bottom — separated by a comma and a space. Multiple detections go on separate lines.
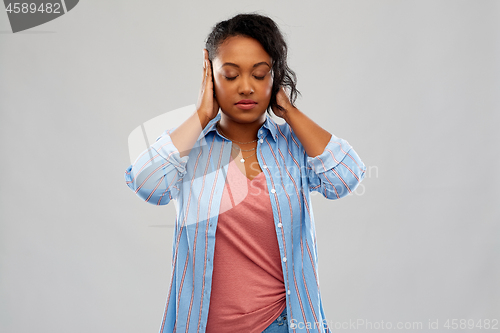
1, 0, 498, 332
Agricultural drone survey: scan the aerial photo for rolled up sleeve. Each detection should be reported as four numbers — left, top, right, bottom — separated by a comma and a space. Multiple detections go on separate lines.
307, 134, 366, 199
124, 129, 188, 205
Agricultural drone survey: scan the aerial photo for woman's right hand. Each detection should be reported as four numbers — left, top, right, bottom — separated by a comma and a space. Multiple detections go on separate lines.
196, 49, 219, 122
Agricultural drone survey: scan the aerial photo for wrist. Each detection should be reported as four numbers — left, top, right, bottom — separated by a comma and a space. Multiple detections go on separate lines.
196, 109, 213, 128
282, 105, 299, 123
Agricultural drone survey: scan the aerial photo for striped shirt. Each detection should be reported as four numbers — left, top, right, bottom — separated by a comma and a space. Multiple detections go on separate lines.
206, 155, 286, 332
124, 112, 366, 333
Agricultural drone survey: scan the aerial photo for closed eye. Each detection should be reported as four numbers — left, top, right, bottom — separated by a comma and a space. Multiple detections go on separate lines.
223, 75, 266, 81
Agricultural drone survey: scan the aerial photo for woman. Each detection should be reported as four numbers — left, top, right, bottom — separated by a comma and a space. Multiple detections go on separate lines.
125, 13, 366, 333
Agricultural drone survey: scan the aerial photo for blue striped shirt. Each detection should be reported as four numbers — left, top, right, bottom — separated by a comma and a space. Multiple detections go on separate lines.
124, 112, 366, 332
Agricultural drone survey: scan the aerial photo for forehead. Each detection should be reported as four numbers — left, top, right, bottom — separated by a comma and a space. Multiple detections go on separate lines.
214, 35, 271, 66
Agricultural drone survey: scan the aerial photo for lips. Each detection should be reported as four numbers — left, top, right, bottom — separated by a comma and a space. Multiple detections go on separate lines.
235, 99, 257, 105
235, 99, 258, 110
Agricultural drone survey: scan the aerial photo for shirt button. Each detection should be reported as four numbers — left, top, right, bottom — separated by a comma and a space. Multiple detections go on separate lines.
259, 130, 263, 134
259, 139, 263, 143
282, 257, 287, 262
287, 290, 291, 295
263, 165, 268, 169
270, 188, 276, 194
277, 223, 282, 228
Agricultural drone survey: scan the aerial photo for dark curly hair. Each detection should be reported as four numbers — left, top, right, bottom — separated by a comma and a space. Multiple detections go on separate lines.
205, 13, 300, 115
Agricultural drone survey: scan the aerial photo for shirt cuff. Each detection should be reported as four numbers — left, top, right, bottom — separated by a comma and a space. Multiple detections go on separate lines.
150, 130, 189, 175
306, 134, 353, 174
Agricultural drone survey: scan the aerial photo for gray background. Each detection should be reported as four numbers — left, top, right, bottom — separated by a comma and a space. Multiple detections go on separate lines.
1, 0, 499, 332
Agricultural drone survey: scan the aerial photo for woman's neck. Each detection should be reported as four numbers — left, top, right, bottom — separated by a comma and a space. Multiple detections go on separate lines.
217, 114, 266, 143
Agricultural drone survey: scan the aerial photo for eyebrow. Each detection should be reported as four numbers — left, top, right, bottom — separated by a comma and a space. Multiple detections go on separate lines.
221, 61, 271, 69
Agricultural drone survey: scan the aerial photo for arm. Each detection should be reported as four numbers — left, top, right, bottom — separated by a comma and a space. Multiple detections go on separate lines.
124, 129, 188, 205
282, 104, 331, 158
273, 88, 366, 199
170, 49, 219, 157
124, 49, 219, 204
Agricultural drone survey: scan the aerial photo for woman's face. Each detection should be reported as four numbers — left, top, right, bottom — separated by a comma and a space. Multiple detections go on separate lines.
212, 35, 273, 124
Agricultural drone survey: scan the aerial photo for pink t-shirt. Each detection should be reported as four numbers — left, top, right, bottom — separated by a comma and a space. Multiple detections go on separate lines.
206, 156, 286, 333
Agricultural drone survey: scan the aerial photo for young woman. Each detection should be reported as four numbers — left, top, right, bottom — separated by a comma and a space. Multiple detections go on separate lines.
125, 13, 366, 333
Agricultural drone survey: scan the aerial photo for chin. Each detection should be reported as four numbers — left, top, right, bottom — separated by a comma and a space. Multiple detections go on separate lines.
220, 108, 267, 123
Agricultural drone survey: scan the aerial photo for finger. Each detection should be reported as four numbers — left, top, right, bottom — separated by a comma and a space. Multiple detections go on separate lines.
203, 49, 209, 80
206, 59, 211, 79
201, 49, 209, 82
204, 60, 210, 93
199, 67, 208, 105
204, 50, 214, 80
201, 56, 207, 83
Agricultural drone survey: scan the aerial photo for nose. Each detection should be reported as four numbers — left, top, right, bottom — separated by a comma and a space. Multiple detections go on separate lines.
238, 76, 254, 95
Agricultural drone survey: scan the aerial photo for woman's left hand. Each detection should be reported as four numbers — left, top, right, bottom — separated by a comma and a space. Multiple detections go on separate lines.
272, 87, 295, 120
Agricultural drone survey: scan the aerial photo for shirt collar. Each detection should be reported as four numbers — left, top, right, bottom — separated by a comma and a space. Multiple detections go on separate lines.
203, 112, 279, 142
